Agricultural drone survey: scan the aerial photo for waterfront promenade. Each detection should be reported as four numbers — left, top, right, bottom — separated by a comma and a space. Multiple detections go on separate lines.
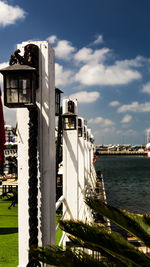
97, 150, 145, 156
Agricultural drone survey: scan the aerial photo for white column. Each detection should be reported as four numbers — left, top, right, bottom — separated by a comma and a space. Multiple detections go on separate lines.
17, 109, 29, 266
84, 125, 88, 187
78, 117, 85, 221
62, 99, 78, 220
17, 41, 55, 267
90, 134, 94, 163
87, 128, 92, 181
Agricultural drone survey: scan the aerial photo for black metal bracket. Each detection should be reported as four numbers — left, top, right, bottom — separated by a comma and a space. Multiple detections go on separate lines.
9, 44, 39, 71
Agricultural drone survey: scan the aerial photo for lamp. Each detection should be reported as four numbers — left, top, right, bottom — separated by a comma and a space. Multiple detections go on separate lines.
62, 112, 77, 130
78, 118, 82, 137
90, 137, 94, 143
84, 126, 87, 140
0, 64, 38, 108
0, 44, 39, 108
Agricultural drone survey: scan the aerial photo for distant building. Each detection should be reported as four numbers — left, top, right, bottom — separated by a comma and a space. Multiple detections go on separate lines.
0, 125, 17, 176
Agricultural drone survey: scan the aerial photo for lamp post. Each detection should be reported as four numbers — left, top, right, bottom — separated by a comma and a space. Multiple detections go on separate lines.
0, 44, 40, 267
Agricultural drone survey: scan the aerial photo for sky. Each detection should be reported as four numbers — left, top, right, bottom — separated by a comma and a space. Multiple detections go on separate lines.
1, 0, 150, 144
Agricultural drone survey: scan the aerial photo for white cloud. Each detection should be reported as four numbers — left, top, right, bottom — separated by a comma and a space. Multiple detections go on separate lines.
109, 100, 120, 107
47, 35, 57, 44
75, 62, 141, 86
74, 47, 110, 64
0, 62, 9, 83
55, 63, 74, 86
46, 36, 143, 89
68, 91, 100, 103
141, 81, 150, 94
118, 101, 150, 113
55, 40, 76, 60
88, 116, 115, 126
115, 56, 145, 68
93, 35, 104, 45
93, 126, 116, 136
124, 129, 138, 136
0, 1, 26, 27
121, 114, 132, 123
116, 129, 138, 136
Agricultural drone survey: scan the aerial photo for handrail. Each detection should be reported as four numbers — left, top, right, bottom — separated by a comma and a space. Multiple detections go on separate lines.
56, 195, 65, 211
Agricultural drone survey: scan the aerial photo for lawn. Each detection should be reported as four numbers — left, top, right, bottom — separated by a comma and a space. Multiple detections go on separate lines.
0, 197, 18, 267
0, 198, 62, 267
56, 213, 63, 245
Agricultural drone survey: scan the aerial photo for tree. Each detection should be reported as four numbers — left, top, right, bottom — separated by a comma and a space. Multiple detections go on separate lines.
30, 197, 150, 266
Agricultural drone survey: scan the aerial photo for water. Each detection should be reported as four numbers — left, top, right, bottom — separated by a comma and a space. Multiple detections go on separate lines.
95, 156, 150, 214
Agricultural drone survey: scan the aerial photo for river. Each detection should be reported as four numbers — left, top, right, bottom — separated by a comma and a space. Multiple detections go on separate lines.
94, 155, 150, 214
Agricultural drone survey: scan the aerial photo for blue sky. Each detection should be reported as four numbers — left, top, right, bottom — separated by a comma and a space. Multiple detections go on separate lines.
1, 0, 150, 144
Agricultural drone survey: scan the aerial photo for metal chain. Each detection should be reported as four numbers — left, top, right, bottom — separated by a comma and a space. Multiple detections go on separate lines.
27, 107, 41, 267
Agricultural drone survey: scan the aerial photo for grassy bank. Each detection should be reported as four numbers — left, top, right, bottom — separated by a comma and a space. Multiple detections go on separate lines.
0, 197, 18, 267
0, 198, 62, 266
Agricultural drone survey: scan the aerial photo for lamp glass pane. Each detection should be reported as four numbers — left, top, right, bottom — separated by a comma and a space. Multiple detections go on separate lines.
64, 117, 75, 130
19, 89, 31, 103
18, 78, 31, 103
56, 102, 60, 115
78, 128, 82, 137
7, 89, 18, 103
6, 76, 18, 88
19, 78, 30, 89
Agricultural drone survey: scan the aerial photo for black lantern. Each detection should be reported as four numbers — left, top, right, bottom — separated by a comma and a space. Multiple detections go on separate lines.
62, 112, 77, 130
87, 131, 89, 142
78, 118, 82, 137
90, 136, 94, 144
68, 100, 75, 113
55, 88, 63, 116
84, 126, 87, 140
0, 64, 38, 108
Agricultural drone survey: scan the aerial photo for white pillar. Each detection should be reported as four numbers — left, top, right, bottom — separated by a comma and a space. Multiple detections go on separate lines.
62, 99, 78, 220
84, 125, 88, 187
87, 128, 92, 181
17, 41, 55, 267
78, 117, 85, 221
90, 134, 94, 163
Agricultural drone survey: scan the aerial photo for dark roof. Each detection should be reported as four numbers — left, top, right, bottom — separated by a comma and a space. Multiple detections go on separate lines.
0, 64, 36, 73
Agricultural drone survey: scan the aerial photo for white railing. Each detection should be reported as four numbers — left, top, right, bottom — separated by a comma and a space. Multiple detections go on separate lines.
56, 195, 73, 246
56, 195, 65, 246
55, 162, 98, 246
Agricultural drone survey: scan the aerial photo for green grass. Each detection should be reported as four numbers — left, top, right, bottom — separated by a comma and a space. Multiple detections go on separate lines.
0, 199, 62, 266
56, 213, 63, 245
0, 197, 18, 267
